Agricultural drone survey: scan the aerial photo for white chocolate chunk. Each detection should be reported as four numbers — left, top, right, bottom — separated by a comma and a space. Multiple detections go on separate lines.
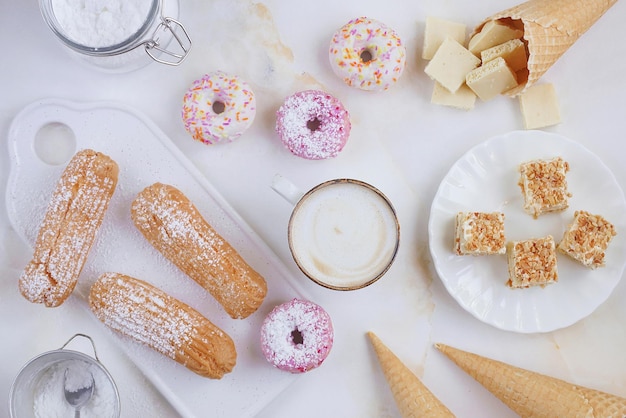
466, 57, 518, 101
431, 82, 476, 110
480, 38, 527, 72
424, 38, 481, 93
468, 20, 524, 56
422, 17, 467, 60
519, 83, 561, 129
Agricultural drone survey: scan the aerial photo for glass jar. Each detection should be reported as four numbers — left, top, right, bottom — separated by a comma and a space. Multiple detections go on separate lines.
38, 0, 191, 73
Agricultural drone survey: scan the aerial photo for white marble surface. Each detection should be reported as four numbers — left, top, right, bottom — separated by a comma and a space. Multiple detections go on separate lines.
2, 0, 626, 417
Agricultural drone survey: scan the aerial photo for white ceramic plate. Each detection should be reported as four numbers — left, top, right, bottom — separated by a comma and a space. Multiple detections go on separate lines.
6, 99, 306, 417
428, 131, 626, 333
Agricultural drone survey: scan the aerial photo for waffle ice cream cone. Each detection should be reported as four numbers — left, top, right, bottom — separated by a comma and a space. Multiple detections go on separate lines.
367, 332, 455, 417
474, 0, 618, 95
436, 343, 626, 417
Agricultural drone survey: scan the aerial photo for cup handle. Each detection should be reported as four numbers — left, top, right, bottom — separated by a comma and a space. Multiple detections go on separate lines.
271, 174, 303, 206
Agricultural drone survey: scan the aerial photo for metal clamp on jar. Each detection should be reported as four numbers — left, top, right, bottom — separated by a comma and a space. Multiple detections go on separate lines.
39, 0, 192, 72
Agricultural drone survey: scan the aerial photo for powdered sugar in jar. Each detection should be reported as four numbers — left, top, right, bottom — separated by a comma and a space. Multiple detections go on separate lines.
39, 0, 191, 72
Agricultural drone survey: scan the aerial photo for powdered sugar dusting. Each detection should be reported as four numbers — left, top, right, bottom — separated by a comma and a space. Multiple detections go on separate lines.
89, 273, 237, 378
130, 183, 267, 319
19, 149, 118, 307
275, 90, 351, 160
33, 359, 118, 417
89, 272, 236, 379
7, 99, 304, 412
260, 299, 333, 373
91, 272, 194, 358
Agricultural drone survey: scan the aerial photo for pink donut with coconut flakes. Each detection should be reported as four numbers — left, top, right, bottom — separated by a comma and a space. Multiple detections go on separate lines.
275, 90, 351, 160
260, 298, 334, 373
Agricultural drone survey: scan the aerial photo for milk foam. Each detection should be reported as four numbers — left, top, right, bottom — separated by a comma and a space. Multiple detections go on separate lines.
289, 181, 398, 288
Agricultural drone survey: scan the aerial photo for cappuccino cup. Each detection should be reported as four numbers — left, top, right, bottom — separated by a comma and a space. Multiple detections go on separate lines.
272, 175, 400, 290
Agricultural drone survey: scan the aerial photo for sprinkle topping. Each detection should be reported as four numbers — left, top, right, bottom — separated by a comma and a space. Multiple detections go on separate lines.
329, 17, 406, 91
182, 71, 256, 145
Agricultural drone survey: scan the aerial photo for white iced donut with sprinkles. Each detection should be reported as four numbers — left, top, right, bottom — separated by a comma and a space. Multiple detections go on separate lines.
275, 90, 351, 160
260, 298, 334, 373
329, 17, 406, 91
181, 71, 256, 145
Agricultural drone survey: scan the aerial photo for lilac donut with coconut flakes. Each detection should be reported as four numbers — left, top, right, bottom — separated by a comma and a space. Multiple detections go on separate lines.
260, 298, 334, 373
275, 90, 351, 160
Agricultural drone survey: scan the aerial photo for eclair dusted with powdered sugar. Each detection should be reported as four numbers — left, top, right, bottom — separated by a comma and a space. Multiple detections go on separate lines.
19, 149, 118, 307
130, 183, 267, 319
89, 272, 236, 379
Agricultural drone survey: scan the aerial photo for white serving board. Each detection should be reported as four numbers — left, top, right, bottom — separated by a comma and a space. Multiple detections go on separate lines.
6, 98, 306, 418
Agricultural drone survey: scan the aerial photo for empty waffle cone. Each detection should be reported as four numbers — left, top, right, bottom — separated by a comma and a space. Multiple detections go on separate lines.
474, 0, 618, 96
436, 343, 626, 417
367, 332, 455, 417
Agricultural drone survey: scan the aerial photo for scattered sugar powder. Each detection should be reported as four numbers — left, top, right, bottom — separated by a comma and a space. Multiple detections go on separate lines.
130, 183, 266, 318
51, 0, 153, 47
93, 273, 194, 359
19, 150, 117, 306
33, 359, 117, 418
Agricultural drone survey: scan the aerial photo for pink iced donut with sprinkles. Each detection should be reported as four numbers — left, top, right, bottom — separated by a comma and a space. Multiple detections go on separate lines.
260, 298, 334, 373
329, 17, 406, 91
181, 71, 256, 145
275, 90, 351, 160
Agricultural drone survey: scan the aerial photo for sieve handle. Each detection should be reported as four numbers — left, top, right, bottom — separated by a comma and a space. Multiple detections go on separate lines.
60, 333, 100, 362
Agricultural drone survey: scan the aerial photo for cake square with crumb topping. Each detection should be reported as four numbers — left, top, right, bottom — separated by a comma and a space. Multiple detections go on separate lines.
557, 210, 617, 269
518, 157, 571, 218
506, 236, 558, 288
454, 211, 506, 255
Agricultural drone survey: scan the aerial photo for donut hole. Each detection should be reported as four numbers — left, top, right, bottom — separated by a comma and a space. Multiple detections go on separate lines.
360, 49, 373, 63
212, 101, 226, 115
291, 328, 304, 345
306, 118, 321, 132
